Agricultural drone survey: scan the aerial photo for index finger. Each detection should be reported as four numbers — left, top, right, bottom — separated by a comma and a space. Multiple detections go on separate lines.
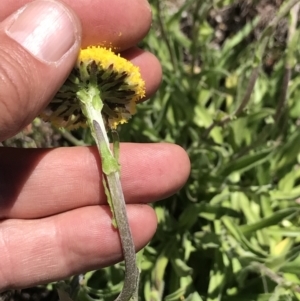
0, 0, 152, 50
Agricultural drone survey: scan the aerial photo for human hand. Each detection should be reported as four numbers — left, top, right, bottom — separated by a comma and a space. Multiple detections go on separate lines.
0, 0, 190, 292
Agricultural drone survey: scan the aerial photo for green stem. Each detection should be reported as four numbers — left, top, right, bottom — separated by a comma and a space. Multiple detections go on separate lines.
93, 120, 138, 301
203, 66, 260, 138
156, 0, 177, 71
77, 87, 138, 301
55, 128, 87, 146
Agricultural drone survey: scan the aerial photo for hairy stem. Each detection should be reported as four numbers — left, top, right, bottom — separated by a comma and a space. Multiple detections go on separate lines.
93, 120, 138, 301
78, 88, 138, 301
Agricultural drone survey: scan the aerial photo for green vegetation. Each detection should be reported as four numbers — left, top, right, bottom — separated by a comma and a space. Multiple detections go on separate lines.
120, 1, 300, 300
76, 1, 300, 300
5, 1, 300, 300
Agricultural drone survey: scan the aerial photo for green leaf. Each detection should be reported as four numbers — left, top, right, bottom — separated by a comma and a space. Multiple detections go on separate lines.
239, 208, 298, 235
219, 148, 273, 177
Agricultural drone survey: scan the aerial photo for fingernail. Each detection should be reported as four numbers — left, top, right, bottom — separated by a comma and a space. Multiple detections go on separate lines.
6, 0, 78, 63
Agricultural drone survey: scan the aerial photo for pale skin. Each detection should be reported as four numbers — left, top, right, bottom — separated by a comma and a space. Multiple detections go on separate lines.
0, 0, 190, 293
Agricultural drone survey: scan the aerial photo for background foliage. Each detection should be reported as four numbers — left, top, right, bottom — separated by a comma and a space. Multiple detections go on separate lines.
3, 0, 300, 300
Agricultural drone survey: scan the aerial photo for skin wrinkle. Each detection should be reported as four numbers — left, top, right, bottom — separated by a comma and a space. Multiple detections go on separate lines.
0, 219, 60, 290
1, 45, 31, 102
0, 49, 21, 134
0, 44, 37, 140
19, 233, 52, 278
0, 93, 11, 137
9, 46, 44, 114
0, 225, 12, 289
3, 221, 36, 285
57, 207, 107, 274
52, 212, 70, 279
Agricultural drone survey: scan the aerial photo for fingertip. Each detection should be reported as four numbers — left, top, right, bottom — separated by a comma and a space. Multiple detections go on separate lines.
152, 143, 191, 196
123, 48, 162, 99
129, 204, 157, 249
168, 143, 191, 188
70, 0, 152, 49
121, 143, 190, 202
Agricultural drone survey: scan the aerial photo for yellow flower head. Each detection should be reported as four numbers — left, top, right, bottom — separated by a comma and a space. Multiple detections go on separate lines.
41, 46, 146, 130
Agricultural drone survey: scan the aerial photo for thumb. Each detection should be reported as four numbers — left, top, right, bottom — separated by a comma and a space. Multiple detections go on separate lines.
0, 0, 81, 141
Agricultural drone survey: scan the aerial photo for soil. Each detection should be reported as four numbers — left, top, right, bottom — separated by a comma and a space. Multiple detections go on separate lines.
208, 0, 287, 45
0, 289, 57, 301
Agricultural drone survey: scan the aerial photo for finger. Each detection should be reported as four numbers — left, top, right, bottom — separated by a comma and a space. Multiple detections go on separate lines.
122, 47, 162, 99
0, 1, 160, 142
0, 0, 82, 141
0, 143, 190, 219
0, 204, 156, 291
0, 0, 152, 50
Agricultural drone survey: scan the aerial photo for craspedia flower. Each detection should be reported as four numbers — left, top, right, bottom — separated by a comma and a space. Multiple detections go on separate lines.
40, 46, 146, 130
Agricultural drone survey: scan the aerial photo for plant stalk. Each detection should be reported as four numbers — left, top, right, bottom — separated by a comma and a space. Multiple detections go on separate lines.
78, 87, 138, 301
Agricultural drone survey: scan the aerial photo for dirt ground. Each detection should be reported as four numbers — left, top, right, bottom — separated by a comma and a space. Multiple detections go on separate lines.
208, 0, 287, 45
